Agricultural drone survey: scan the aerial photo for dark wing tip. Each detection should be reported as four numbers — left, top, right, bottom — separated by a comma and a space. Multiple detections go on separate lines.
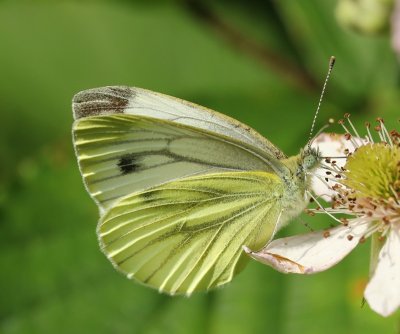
72, 86, 134, 120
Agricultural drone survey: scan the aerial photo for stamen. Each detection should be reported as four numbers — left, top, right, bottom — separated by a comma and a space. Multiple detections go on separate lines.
320, 165, 340, 173
306, 190, 342, 223
374, 124, 385, 142
389, 185, 400, 204
339, 120, 359, 148
390, 130, 400, 145
390, 217, 400, 225
379, 228, 390, 240
378, 119, 393, 147
329, 162, 344, 173
313, 173, 342, 188
346, 115, 363, 145
365, 122, 373, 144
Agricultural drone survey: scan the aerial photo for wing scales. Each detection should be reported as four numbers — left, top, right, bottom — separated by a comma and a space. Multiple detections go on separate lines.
98, 171, 283, 295
73, 114, 283, 211
73, 86, 287, 160
186, 197, 276, 293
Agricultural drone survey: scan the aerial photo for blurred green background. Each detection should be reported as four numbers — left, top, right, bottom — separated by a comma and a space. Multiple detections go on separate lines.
1, 1, 399, 333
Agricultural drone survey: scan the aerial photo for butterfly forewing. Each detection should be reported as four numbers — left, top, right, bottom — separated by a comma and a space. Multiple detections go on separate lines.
73, 114, 282, 211
73, 86, 287, 159
98, 171, 284, 295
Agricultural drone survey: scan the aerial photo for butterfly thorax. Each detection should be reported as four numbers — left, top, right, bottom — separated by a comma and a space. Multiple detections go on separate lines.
277, 147, 321, 229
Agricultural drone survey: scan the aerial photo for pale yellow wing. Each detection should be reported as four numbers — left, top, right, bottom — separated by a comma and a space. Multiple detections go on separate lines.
98, 171, 284, 295
73, 114, 285, 212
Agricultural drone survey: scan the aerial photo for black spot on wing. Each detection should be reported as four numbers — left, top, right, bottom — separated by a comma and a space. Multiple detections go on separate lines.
73, 86, 134, 119
117, 153, 141, 175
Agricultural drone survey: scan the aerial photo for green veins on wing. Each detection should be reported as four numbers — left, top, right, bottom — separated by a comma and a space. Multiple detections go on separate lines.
98, 171, 283, 295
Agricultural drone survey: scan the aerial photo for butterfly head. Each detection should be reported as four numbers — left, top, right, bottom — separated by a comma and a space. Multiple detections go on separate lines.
298, 146, 321, 177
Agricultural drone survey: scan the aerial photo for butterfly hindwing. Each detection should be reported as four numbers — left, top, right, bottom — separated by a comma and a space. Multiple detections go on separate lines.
73, 114, 282, 211
98, 171, 284, 295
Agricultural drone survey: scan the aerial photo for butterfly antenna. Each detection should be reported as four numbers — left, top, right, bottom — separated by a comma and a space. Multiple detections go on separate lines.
307, 56, 336, 150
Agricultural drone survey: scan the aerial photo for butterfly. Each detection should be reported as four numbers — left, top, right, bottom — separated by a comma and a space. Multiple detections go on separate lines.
72, 86, 323, 295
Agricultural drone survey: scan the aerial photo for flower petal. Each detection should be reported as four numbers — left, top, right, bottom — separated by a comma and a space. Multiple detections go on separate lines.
392, 0, 400, 58
244, 223, 369, 274
311, 133, 366, 201
364, 229, 400, 317
312, 133, 356, 159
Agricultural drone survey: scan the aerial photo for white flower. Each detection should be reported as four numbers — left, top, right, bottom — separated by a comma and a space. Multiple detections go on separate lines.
245, 115, 400, 317
310, 132, 367, 201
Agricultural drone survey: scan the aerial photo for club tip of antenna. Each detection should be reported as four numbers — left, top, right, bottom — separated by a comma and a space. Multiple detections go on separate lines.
329, 56, 336, 69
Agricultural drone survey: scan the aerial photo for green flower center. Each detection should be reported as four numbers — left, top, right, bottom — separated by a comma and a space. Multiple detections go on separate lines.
343, 143, 400, 200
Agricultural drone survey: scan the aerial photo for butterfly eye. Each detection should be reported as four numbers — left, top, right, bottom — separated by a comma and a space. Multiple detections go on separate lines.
302, 149, 320, 171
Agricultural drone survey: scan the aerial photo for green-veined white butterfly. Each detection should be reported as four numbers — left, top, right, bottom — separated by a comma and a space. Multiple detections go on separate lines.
72, 60, 334, 295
